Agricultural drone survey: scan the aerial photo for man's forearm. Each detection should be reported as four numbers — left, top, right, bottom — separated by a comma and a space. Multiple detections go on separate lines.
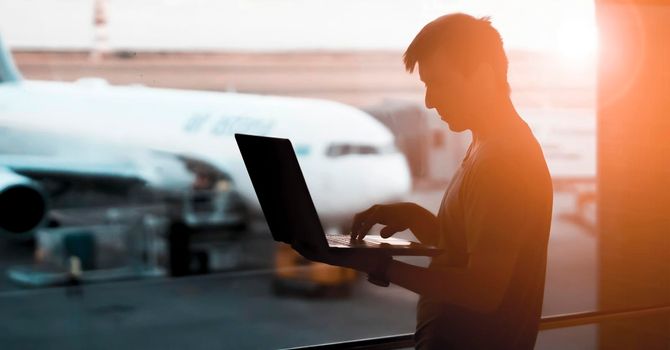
385, 259, 501, 313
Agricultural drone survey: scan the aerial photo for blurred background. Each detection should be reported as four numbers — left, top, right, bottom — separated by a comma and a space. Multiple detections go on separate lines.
0, 0, 638, 349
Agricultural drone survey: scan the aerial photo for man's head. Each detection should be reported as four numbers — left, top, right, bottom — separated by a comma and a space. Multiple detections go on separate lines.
404, 14, 509, 132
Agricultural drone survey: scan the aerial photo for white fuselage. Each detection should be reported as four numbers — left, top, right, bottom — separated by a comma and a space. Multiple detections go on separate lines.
0, 80, 411, 228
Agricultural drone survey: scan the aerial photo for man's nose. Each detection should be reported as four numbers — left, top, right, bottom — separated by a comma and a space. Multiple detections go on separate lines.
424, 93, 434, 110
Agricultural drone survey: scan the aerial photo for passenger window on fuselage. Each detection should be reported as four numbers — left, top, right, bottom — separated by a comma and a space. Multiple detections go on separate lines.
326, 144, 380, 157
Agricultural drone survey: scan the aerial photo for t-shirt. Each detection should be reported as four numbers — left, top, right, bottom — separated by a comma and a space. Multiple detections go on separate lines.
414, 120, 553, 349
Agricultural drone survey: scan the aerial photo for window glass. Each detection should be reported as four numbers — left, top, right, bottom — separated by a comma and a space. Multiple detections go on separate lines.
0, 1, 620, 349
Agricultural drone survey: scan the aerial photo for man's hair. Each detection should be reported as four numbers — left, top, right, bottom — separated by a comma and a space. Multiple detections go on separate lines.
403, 13, 510, 94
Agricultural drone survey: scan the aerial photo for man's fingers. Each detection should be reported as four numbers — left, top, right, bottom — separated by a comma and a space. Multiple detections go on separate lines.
380, 225, 404, 238
349, 213, 364, 235
350, 206, 377, 234
353, 219, 377, 241
350, 205, 380, 239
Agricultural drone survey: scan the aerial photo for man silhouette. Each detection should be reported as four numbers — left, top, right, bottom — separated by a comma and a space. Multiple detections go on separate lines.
293, 13, 553, 349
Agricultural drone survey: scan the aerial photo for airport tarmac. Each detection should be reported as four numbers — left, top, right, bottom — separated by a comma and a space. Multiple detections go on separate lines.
0, 187, 597, 349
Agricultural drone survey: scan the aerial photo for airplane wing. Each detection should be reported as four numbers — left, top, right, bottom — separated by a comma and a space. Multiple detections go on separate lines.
0, 126, 149, 194
0, 155, 145, 188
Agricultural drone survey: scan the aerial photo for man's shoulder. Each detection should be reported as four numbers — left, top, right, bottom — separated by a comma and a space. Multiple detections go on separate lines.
467, 134, 550, 191
476, 131, 545, 168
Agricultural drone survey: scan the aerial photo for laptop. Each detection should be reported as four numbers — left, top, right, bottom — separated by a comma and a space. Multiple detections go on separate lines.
235, 133, 442, 256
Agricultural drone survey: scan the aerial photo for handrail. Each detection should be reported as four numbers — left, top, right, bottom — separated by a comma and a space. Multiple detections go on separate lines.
538, 304, 670, 330
281, 304, 670, 350
281, 334, 415, 350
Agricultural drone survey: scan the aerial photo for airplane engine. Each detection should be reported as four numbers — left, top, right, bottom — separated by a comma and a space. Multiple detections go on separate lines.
0, 168, 48, 236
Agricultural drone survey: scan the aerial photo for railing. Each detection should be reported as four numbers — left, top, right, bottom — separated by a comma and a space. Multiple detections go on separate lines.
282, 304, 670, 350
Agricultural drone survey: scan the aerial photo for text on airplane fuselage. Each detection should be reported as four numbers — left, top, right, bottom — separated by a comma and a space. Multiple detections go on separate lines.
183, 113, 275, 136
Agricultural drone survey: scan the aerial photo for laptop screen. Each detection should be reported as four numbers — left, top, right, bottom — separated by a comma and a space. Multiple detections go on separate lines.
235, 133, 328, 249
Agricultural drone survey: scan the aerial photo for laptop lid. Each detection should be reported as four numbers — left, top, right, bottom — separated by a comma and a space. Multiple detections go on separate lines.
236, 133, 443, 257
235, 133, 328, 250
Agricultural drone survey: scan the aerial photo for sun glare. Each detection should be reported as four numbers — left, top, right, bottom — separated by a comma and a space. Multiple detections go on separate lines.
555, 18, 599, 65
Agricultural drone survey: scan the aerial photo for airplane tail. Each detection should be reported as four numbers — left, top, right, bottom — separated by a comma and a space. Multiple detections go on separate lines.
0, 35, 23, 83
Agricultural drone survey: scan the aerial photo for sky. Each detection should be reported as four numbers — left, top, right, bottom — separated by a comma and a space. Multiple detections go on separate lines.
0, 0, 597, 54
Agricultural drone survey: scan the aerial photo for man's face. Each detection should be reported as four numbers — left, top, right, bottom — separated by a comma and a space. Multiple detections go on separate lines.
418, 52, 477, 132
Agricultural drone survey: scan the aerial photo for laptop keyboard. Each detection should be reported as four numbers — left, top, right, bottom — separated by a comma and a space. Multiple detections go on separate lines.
326, 234, 417, 248
326, 235, 379, 247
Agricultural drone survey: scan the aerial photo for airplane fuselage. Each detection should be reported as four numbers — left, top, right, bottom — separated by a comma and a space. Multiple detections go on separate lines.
0, 79, 412, 229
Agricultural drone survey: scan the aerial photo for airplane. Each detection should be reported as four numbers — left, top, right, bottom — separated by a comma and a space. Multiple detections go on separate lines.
0, 36, 412, 234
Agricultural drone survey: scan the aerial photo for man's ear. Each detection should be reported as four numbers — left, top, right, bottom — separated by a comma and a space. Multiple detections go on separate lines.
471, 63, 497, 96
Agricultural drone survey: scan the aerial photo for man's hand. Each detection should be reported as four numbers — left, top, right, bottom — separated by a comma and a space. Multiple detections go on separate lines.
350, 203, 415, 240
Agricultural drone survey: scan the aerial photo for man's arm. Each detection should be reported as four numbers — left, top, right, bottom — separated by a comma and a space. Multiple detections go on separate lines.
386, 155, 537, 313
385, 223, 525, 313
300, 149, 544, 313
298, 215, 524, 314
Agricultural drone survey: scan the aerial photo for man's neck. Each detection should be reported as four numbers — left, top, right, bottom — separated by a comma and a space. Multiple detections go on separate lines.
471, 95, 521, 142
